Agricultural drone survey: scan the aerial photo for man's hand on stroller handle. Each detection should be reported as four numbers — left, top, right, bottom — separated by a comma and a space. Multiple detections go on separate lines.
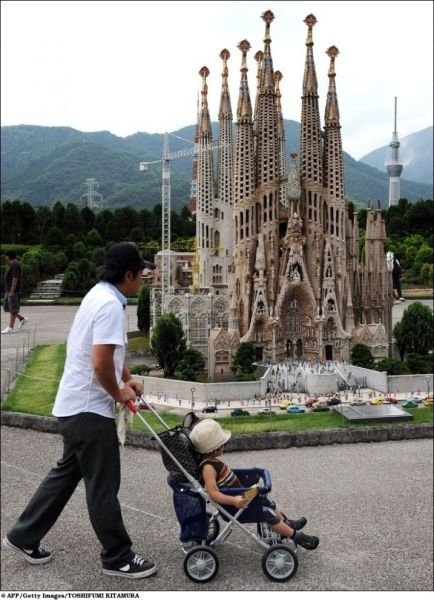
126, 395, 151, 413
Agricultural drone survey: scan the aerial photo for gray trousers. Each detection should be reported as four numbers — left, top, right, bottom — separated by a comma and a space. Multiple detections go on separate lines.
7, 412, 133, 568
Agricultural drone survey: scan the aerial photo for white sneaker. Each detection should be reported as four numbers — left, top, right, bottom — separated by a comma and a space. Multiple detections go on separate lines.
1, 326, 13, 334
18, 317, 28, 329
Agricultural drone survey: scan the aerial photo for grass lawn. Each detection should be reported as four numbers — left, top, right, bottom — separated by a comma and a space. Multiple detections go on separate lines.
2, 343, 433, 434
2, 344, 66, 415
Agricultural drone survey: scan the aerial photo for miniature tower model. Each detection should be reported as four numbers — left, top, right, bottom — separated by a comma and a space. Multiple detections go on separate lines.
386, 97, 404, 207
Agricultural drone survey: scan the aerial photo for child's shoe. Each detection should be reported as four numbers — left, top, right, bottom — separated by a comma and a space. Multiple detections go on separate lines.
292, 530, 319, 550
284, 516, 307, 530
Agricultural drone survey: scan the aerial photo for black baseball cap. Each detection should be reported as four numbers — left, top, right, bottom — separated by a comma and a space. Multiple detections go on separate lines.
104, 242, 155, 271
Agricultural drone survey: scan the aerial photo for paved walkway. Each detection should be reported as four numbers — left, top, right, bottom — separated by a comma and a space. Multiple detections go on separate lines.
1, 302, 433, 594
1, 427, 432, 592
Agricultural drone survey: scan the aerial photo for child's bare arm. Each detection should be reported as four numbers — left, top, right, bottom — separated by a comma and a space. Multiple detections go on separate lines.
202, 464, 248, 509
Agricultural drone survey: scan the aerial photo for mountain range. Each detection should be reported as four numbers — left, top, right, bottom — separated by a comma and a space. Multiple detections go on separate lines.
1, 122, 432, 212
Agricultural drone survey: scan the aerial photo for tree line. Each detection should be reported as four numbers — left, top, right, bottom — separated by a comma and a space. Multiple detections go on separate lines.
1, 200, 195, 295
1, 198, 432, 295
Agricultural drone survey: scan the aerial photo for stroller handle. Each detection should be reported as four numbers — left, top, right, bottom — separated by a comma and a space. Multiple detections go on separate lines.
126, 400, 138, 413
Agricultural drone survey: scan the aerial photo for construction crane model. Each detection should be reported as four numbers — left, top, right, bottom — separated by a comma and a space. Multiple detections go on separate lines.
139, 132, 231, 312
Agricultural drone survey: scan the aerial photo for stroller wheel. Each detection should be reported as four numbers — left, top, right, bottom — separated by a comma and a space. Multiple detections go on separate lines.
262, 543, 298, 582
184, 546, 219, 583
206, 513, 220, 543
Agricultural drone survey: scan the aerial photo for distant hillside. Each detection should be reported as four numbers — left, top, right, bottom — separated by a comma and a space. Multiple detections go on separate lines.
360, 126, 433, 185
1, 123, 432, 210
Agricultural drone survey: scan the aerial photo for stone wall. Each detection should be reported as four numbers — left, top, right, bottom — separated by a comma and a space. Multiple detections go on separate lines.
388, 374, 433, 395
348, 366, 388, 393
140, 375, 265, 403
138, 369, 433, 401
1, 412, 432, 451
305, 372, 339, 395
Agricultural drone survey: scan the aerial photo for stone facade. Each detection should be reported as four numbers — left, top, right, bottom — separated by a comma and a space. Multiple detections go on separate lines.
154, 11, 393, 380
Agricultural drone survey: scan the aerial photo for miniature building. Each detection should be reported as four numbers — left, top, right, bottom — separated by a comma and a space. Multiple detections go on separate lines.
153, 12, 393, 380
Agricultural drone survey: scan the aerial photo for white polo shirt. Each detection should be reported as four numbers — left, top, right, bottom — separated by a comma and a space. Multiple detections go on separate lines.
53, 281, 127, 418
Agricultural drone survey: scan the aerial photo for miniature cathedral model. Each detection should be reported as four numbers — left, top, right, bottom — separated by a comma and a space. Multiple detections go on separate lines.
155, 11, 393, 380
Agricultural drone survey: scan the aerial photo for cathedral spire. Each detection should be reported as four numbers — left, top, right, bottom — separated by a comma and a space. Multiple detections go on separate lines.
198, 66, 212, 138
259, 10, 275, 91
217, 49, 234, 208
236, 40, 253, 122
302, 14, 318, 95
255, 10, 279, 188
196, 65, 216, 280
253, 50, 263, 128
300, 14, 322, 184
218, 49, 232, 119
324, 46, 340, 124
323, 46, 344, 207
274, 70, 288, 208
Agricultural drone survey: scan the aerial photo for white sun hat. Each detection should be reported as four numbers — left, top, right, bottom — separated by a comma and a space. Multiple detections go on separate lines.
190, 419, 232, 454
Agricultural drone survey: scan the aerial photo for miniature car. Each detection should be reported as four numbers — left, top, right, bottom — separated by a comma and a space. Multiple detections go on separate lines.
423, 397, 433, 407
312, 402, 330, 412
278, 401, 292, 410
326, 396, 340, 406
401, 400, 418, 408
230, 408, 250, 417
287, 405, 305, 414
258, 408, 275, 415
370, 397, 384, 405
385, 396, 398, 404
351, 400, 366, 406
202, 406, 217, 413
305, 397, 317, 408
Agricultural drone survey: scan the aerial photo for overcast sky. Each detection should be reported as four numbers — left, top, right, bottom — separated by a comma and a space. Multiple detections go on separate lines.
1, 0, 433, 160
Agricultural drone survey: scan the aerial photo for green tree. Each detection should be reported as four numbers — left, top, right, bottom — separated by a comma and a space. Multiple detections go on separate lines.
350, 343, 374, 369
414, 245, 433, 271
150, 313, 186, 378
20, 202, 38, 244
21, 253, 41, 295
231, 342, 256, 379
406, 353, 431, 375
64, 203, 84, 237
177, 347, 205, 381
375, 358, 410, 375
406, 200, 434, 237
85, 228, 103, 247
394, 302, 433, 357
43, 226, 65, 251
137, 284, 151, 333
81, 206, 95, 232
393, 320, 406, 361
61, 258, 96, 295
129, 226, 144, 244
420, 264, 433, 285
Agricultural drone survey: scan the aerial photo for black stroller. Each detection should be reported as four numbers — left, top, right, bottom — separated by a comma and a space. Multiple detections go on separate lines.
127, 398, 298, 583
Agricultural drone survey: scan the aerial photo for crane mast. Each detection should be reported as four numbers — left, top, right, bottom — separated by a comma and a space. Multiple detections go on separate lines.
161, 132, 171, 311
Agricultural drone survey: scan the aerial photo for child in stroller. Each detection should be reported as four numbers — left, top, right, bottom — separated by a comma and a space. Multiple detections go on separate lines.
127, 401, 318, 582
189, 419, 319, 551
